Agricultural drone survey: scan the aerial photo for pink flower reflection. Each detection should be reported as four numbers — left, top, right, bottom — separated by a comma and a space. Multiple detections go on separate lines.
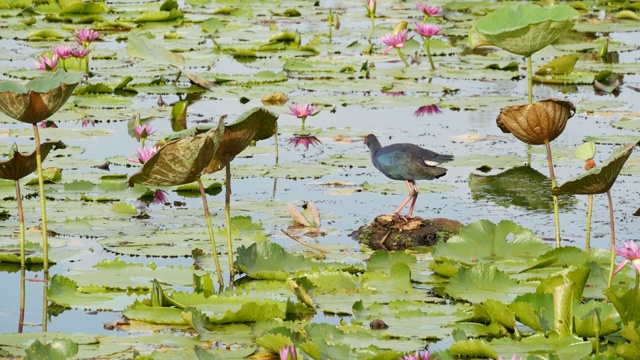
414, 104, 442, 117
287, 135, 322, 149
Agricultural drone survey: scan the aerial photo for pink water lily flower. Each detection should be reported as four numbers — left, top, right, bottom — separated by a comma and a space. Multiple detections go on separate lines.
415, 23, 443, 38
39, 121, 58, 128
134, 124, 157, 140
35, 54, 59, 71
53, 45, 74, 59
287, 103, 318, 118
366, 0, 376, 16
417, 3, 443, 17
612, 241, 640, 276
127, 146, 157, 164
81, 119, 95, 127
400, 350, 438, 360
279, 344, 297, 360
74, 28, 101, 46
381, 29, 412, 55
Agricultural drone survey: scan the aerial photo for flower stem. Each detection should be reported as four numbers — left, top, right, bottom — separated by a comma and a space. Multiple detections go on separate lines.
544, 140, 561, 247
197, 177, 224, 287
19, 268, 25, 333
42, 277, 48, 331
606, 190, 616, 290
274, 123, 279, 165
14, 180, 26, 268
368, 16, 375, 43
395, 47, 410, 67
425, 37, 435, 70
301, 117, 306, 132
32, 125, 49, 272
225, 160, 235, 287
586, 194, 594, 253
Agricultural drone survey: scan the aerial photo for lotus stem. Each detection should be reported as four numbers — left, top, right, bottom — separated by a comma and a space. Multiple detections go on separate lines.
274, 123, 279, 165
527, 55, 533, 104
19, 267, 25, 333
197, 178, 224, 286
42, 275, 48, 331
14, 180, 25, 268
225, 161, 235, 286
586, 194, 594, 253
544, 140, 561, 247
425, 37, 435, 70
32, 125, 49, 272
606, 190, 616, 290
395, 47, 410, 67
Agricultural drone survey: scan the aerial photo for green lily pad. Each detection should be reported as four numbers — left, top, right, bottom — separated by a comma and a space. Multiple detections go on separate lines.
444, 264, 532, 303
235, 242, 362, 280
433, 219, 552, 265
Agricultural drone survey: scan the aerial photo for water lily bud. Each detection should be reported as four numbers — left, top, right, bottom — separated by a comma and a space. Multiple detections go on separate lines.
334, 13, 340, 30
598, 37, 609, 59
327, 8, 333, 25
393, 21, 408, 35
592, 308, 601, 334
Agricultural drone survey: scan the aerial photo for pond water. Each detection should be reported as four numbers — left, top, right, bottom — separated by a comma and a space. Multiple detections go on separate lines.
1, 1, 640, 358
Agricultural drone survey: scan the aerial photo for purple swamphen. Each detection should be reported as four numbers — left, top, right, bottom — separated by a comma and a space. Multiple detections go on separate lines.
364, 134, 454, 217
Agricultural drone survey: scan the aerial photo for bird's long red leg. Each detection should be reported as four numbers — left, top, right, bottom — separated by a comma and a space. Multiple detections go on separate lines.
407, 181, 419, 217
393, 180, 414, 215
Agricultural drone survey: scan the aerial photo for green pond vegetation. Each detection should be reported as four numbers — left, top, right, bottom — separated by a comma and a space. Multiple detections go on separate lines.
1, 0, 640, 359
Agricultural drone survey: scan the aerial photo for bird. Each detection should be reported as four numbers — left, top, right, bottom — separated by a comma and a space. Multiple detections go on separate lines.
364, 134, 454, 218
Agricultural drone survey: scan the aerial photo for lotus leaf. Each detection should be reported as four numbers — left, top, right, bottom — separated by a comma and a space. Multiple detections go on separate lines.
553, 143, 635, 195
127, 118, 224, 187
0, 141, 65, 181
496, 98, 576, 145
0, 70, 83, 124
471, 4, 579, 57
204, 107, 278, 174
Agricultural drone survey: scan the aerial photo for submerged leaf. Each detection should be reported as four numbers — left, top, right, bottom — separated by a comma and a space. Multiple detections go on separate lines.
553, 143, 635, 195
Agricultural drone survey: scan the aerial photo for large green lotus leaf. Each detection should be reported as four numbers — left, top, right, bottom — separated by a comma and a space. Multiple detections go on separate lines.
204, 107, 278, 174
60, 1, 109, 14
0, 69, 83, 124
47, 275, 139, 311
449, 339, 497, 358
469, 166, 576, 213
123, 300, 187, 325
0, 141, 65, 180
509, 292, 554, 333
134, 9, 184, 22
63, 258, 194, 290
365, 251, 417, 271
604, 287, 640, 326
182, 296, 287, 325
433, 219, 551, 265
235, 242, 362, 280
128, 119, 225, 187
471, 4, 579, 57
553, 143, 635, 195
489, 333, 592, 360
444, 264, 534, 303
